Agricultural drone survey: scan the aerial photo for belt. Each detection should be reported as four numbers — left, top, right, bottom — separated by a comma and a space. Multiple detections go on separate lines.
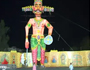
32, 35, 44, 39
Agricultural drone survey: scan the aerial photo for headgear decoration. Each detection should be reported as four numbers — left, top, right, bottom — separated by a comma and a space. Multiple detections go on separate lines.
34, 0, 42, 4
22, 0, 54, 12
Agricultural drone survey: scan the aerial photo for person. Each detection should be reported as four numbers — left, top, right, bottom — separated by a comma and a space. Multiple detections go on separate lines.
69, 63, 74, 70
25, 0, 53, 69
32, 63, 36, 70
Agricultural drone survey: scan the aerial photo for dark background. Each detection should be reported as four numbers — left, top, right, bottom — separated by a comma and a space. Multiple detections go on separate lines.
0, 0, 89, 51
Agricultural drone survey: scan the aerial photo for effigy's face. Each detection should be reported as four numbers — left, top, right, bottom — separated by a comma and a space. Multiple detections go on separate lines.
32, 2, 44, 15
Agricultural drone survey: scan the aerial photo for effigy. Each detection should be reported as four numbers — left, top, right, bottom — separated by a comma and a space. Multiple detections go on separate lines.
22, 0, 54, 70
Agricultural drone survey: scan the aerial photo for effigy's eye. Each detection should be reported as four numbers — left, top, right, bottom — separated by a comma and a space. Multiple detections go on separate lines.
35, 4, 38, 7
39, 4, 41, 7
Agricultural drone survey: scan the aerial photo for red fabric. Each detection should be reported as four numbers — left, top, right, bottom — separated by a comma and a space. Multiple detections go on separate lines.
40, 48, 45, 65
32, 48, 37, 65
2, 58, 8, 64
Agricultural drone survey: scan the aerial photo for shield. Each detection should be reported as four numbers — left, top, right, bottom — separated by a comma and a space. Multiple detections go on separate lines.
44, 35, 53, 45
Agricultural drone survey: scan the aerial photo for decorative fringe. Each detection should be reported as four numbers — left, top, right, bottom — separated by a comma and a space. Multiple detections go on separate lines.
22, 6, 54, 12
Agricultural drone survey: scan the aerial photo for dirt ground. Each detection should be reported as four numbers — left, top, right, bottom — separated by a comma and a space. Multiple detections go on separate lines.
15, 67, 90, 70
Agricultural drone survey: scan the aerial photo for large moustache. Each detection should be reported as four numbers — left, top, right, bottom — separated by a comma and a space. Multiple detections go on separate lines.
34, 9, 42, 12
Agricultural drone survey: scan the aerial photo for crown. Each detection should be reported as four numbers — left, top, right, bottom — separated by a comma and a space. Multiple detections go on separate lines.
22, 0, 54, 12
22, 6, 54, 12
34, 0, 42, 4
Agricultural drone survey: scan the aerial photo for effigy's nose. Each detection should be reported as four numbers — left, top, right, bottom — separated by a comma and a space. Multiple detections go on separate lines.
37, 6, 40, 9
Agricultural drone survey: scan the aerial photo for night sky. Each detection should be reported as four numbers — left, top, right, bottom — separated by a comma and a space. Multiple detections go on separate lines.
0, 0, 89, 51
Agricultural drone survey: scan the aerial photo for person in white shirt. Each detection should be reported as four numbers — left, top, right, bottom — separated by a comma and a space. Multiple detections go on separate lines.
69, 63, 74, 70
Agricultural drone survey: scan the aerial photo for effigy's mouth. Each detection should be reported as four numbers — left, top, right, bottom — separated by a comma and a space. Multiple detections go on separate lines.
34, 9, 42, 12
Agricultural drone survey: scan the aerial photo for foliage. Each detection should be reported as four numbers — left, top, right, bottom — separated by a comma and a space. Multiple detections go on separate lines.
80, 36, 90, 50
0, 20, 10, 51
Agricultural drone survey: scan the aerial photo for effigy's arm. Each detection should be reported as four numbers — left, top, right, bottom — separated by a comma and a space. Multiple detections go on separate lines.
25, 19, 32, 65
44, 19, 53, 35
25, 19, 32, 49
25, 19, 32, 42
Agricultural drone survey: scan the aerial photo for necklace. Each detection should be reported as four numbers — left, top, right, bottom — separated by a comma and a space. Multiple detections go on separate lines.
34, 18, 43, 27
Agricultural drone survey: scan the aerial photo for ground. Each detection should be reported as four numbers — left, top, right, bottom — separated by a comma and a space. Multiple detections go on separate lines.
13, 67, 90, 70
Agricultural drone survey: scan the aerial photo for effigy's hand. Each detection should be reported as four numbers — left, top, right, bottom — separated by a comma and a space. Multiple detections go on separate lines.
25, 41, 29, 49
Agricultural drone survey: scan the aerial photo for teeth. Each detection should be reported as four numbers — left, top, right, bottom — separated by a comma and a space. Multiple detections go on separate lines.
37, 10, 40, 12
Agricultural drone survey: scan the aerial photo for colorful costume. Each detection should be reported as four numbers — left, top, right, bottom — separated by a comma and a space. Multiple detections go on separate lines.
23, 0, 54, 69
31, 35, 46, 65
26, 18, 53, 65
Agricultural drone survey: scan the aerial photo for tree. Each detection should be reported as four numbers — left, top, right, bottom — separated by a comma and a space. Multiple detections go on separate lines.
0, 20, 10, 51
80, 36, 90, 50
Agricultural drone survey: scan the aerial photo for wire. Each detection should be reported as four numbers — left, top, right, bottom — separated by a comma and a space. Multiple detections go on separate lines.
53, 28, 73, 51
60, 36, 73, 51
53, 28, 60, 41
55, 13, 90, 32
